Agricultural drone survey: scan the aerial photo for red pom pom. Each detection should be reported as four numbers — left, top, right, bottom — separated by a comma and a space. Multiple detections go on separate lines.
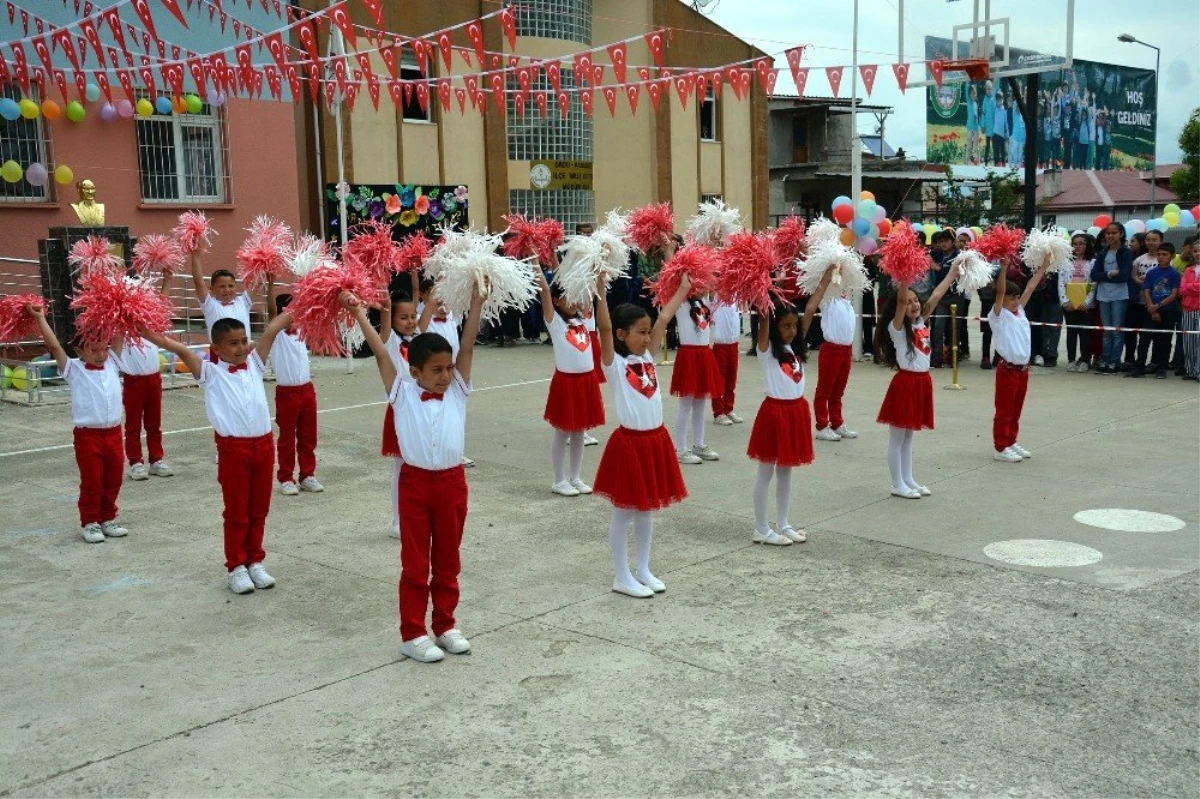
715, 231, 782, 313
771, 215, 807, 267
649, 244, 720, 307
535, 218, 565, 265
70, 273, 176, 347
627, 202, 675, 253
0, 293, 45, 343
289, 259, 386, 357
879, 221, 933, 285
132, 234, 184, 278
502, 214, 564, 266
174, 211, 217, 254
395, 233, 432, 274
341, 220, 402, 289
971, 223, 1026, 265
236, 215, 293, 291
68, 236, 122, 276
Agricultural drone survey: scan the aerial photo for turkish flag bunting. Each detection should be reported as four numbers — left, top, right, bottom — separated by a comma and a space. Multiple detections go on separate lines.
636, 66, 650, 82
161, 62, 184, 94
415, 82, 428, 113
467, 21, 485, 67
412, 39, 428, 75
264, 32, 287, 71
305, 61, 320, 103
360, 0, 383, 28
355, 52, 374, 85
129, 0, 158, 43
580, 89, 593, 116
724, 65, 742, 100
95, 71, 112, 101
324, 81, 336, 110
507, 56, 520, 70
739, 68, 752, 98
545, 60, 561, 94
158, 0, 189, 27
674, 74, 693, 109
437, 32, 453, 72
892, 62, 909, 93
79, 18, 105, 66
187, 56, 206, 95
464, 74, 478, 100
73, 69, 87, 99
500, 7, 516, 49
514, 92, 525, 118
380, 41, 398, 79
859, 64, 877, 96
490, 73, 505, 113
647, 80, 663, 112
575, 52, 593, 85
644, 30, 665, 67
591, 64, 604, 87
709, 69, 722, 97
765, 68, 778, 95
52, 69, 69, 102
265, 65, 282, 100
344, 82, 357, 111
607, 42, 627, 84
31, 36, 53, 75
457, 47, 473, 70
490, 54, 501, 69
284, 63, 300, 98
516, 66, 532, 99
625, 83, 640, 114
116, 69, 135, 101
535, 90, 548, 118
454, 86, 467, 114
333, 57, 347, 94
791, 67, 809, 97
297, 20, 319, 64
929, 60, 944, 87
9, 44, 29, 93
329, 4, 356, 48
386, 78, 401, 109
603, 86, 618, 116
367, 71, 381, 109
785, 46, 805, 93
51, 29, 81, 72
825, 66, 844, 97
556, 91, 570, 120
754, 57, 772, 93
102, 8, 127, 53
138, 63, 157, 96
437, 77, 451, 111
235, 44, 254, 89
476, 89, 488, 116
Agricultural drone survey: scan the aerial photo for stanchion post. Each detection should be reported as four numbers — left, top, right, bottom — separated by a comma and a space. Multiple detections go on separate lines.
660, 334, 672, 365
945, 302, 965, 390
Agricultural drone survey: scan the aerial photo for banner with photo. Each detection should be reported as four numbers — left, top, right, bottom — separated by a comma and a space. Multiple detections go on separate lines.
925, 36, 1156, 171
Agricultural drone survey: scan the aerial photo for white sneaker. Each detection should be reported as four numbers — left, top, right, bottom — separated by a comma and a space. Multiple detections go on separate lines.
128, 463, 149, 481
1066, 362, 1079, 373
81, 522, 105, 543
390, 523, 400, 539
833, 425, 858, 439
279, 481, 300, 496
914, 485, 932, 496
612, 578, 654, 598
462, 456, 476, 468
691, 444, 719, 461
227, 566, 255, 594
299, 476, 325, 493
1011, 443, 1032, 458
148, 461, 173, 477
247, 562, 275, 589
1076, 361, 1089, 374
780, 525, 807, 543
714, 414, 734, 426
994, 447, 1023, 462
635, 572, 666, 593
815, 427, 842, 442
100, 520, 128, 538
891, 487, 921, 499
582, 433, 599, 446
400, 635, 445, 663
752, 527, 792, 546
570, 478, 593, 495
677, 449, 703, 465
436, 629, 471, 654
728, 412, 745, 424
551, 480, 580, 497
1033, 355, 1045, 366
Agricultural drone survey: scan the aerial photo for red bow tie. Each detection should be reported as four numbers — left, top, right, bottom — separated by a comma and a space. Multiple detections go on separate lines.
84, 362, 105, 371
433, 315, 448, 323
420, 391, 443, 402
228, 362, 248, 373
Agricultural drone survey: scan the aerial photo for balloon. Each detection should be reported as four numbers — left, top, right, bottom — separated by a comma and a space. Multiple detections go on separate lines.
838, 227, 856, 246
1087, 225, 1101, 238
1163, 203, 1180, 217
54, 164, 74, 185
1173, 255, 1186, 268
0, 98, 19, 120
136, 98, 154, 117
184, 93, 203, 114
40, 100, 60, 120
9, 366, 35, 392
65, 101, 85, 122
24, 162, 47, 187
85, 83, 101, 102
868, 223, 880, 239
118, 99, 135, 118
970, 226, 983, 239
1193, 206, 1200, 222
99, 102, 117, 121
860, 190, 875, 202
0, 160, 22, 183
172, 96, 187, 113
1128, 219, 1146, 234
1179, 211, 1196, 228
852, 217, 871, 236
832, 195, 853, 210
857, 199, 877, 219
1145, 218, 1166, 233
832, 204, 855, 225
155, 96, 173, 115
210, 91, 226, 107
877, 219, 892, 238
1164, 212, 1180, 228
872, 205, 887, 223
1093, 214, 1112, 228
856, 236, 878, 255
1124, 222, 1137, 239
18, 98, 39, 119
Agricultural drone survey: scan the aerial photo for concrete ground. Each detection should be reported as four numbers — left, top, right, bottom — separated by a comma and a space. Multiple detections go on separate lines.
1, 337, 1197, 798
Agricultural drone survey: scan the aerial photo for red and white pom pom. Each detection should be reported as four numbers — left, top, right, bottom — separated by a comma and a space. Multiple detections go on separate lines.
341, 220, 404, 289
805, 216, 841, 252
0, 293, 45, 342
627, 202, 675, 253
771, 215, 807, 267
685, 199, 742, 247
173, 211, 216, 254
714, 232, 781, 312
536, 218, 565, 265
951, 249, 994, 294
1021, 227, 1071, 273
132, 234, 184, 279
649, 244, 720, 307
799, 243, 868, 298
972, 223, 1025, 265
70, 273, 175, 347
236, 215, 293, 291
501, 214, 563, 266
436, 246, 537, 324
68, 236, 122, 276
288, 234, 337, 278
395, 233, 432, 274
879, 221, 933, 285
289, 259, 386, 357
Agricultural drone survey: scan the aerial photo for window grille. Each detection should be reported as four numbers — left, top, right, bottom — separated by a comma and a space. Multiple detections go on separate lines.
509, 188, 594, 230
700, 194, 724, 204
136, 102, 229, 203
400, 46, 433, 123
507, 68, 593, 162
0, 83, 50, 202
700, 85, 719, 142
514, 0, 591, 44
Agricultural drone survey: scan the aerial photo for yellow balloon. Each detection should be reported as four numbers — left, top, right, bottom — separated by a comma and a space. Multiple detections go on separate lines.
1164, 212, 1180, 227
158, 352, 168, 372
18, 98, 39, 119
136, 98, 154, 117
0, 160, 21, 183
53, 164, 73, 185
1, 365, 10, 389
859, 190, 875, 202
9, 366, 35, 391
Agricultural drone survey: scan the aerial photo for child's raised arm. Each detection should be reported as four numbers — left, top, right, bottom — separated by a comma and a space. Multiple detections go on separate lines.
802, 266, 835, 336
992, 260, 1007, 314
1019, 259, 1049, 309
650, 274, 690, 355
378, 292, 393, 344
536, 268, 555, 324
342, 292, 397, 392
595, 277, 614, 368
265, 274, 278, 321
455, 283, 486, 384
892, 281, 910, 330
28, 304, 67, 372
757, 303, 772, 353
923, 262, 960, 317
142, 328, 202, 379
254, 310, 292, 362
416, 292, 436, 333
188, 250, 210, 303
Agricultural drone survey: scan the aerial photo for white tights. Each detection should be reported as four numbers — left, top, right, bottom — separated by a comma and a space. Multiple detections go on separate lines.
609, 507, 656, 586
753, 463, 793, 533
673, 397, 707, 451
550, 429, 585, 485
391, 456, 403, 530
887, 426, 920, 492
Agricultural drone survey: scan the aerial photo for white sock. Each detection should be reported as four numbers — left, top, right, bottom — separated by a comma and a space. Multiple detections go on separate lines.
391, 457, 402, 530
609, 507, 636, 585
887, 426, 907, 492
901, 429, 919, 490
551, 429, 569, 484
690, 398, 706, 448
674, 400, 690, 450
775, 466, 793, 529
568, 432, 585, 483
633, 511, 655, 583
753, 462, 773, 533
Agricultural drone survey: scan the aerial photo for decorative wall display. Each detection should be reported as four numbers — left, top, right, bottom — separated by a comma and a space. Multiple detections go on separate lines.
324, 183, 470, 243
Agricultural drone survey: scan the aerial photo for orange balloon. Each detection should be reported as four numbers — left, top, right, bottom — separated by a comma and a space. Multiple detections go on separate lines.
838, 227, 857, 246
40, 100, 61, 120
172, 96, 188, 113
859, 190, 875, 202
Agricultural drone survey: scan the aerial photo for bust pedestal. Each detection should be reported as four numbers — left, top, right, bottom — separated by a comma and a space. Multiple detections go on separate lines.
38, 226, 134, 351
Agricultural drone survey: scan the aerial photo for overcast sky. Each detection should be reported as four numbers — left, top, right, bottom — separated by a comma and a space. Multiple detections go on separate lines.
694, 0, 1196, 164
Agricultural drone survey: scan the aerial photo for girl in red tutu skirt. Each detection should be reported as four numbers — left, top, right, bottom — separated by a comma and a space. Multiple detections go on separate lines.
873, 265, 960, 499
593, 274, 693, 598
671, 291, 724, 464
379, 285, 419, 538
537, 271, 606, 497
747, 299, 816, 546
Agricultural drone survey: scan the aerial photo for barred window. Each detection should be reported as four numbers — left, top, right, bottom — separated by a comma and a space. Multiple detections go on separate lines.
136, 103, 229, 203
699, 85, 719, 142
400, 46, 432, 123
507, 68, 593, 161
509, 188, 595, 230
514, 0, 591, 44
0, 83, 50, 202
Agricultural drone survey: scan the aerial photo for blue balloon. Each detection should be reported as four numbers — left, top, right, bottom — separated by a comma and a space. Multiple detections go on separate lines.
155, 96, 173, 115
831, 195, 853, 210
851, 217, 871, 236
85, 83, 101, 102
1124, 222, 1137, 239
0, 98, 19, 121
1180, 210, 1196, 228
1146, 218, 1168, 233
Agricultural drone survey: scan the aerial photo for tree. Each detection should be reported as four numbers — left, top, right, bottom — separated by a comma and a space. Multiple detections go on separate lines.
936, 167, 1031, 227
1169, 107, 1199, 204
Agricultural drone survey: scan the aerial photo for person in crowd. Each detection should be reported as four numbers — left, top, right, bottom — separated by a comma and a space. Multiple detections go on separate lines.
1061, 233, 1097, 372
1095, 110, 1111, 171
1136, 242, 1182, 379
1173, 235, 1198, 375
989, 257, 1051, 463
1180, 239, 1200, 382
266, 278, 323, 497
1125, 230, 1160, 376
1091, 222, 1134, 374
966, 84, 981, 165
929, 231, 966, 368
378, 288, 419, 539
981, 80, 996, 166
992, 90, 1010, 166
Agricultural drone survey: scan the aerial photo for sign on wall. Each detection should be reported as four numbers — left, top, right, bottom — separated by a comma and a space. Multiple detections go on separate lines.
529, 160, 593, 191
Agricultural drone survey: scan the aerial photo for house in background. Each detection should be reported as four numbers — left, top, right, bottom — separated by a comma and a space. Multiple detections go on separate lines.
1036, 168, 1180, 230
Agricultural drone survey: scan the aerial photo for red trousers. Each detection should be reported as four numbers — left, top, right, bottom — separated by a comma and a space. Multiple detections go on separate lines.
814, 343, 853, 431
710, 343, 740, 418
993, 361, 1029, 452
216, 432, 274, 571
74, 426, 123, 526
275, 382, 318, 483
398, 463, 468, 642
122, 372, 164, 466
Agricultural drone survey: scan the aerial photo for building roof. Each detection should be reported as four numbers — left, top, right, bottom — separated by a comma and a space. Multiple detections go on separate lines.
1038, 169, 1179, 209
768, 95, 893, 112
1150, 163, 1183, 181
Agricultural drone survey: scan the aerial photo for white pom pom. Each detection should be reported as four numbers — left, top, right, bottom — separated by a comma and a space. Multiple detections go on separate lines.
1021, 227, 1072, 273
952, 249, 995, 294
805, 217, 841, 251
601, 209, 629, 237
798, 243, 868, 298
685, 199, 742, 247
289, 234, 336, 277
554, 236, 602, 306
435, 245, 537, 324
340, 318, 365, 355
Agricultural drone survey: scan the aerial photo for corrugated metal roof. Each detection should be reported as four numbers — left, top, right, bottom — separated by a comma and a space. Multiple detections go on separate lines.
1038, 170, 1179, 209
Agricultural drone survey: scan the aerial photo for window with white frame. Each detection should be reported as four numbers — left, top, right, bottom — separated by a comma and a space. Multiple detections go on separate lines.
136, 102, 228, 203
0, 83, 50, 202
400, 46, 433, 123
509, 188, 594, 230
700, 193, 723, 204
515, 0, 591, 44
507, 67, 593, 161
699, 85, 718, 142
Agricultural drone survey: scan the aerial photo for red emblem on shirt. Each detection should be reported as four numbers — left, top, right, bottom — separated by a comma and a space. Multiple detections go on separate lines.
690, 301, 711, 331
566, 323, 590, 353
399, 340, 410, 362
914, 326, 931, 355
780, 355, 803, 383
625, 361, 658, 398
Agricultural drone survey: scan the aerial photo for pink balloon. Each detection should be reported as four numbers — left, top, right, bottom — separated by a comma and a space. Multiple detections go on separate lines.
117, 99, 134, 118
872, 205, 887, 223
856, 236, 878, 255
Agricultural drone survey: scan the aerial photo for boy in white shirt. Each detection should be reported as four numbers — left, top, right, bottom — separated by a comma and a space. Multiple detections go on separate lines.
189, 249, 253, 345
266, 277, 323, 496
119, 335, 173, 480
989, 257, 1050, 463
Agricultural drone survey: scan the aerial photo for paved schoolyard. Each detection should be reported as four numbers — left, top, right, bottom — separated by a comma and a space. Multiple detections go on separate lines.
1, 339, 1197, 798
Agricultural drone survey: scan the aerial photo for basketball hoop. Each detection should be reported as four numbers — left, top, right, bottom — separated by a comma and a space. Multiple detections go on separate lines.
942, 58, 990, 80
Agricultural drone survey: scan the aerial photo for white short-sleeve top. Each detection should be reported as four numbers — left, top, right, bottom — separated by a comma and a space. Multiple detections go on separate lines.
198, 351, 272, 437
387, 371, 471, 470
602, 352, 663, 431
62, 356, 123, 428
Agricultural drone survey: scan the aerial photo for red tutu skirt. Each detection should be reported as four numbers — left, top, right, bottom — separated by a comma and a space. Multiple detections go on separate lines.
544, 370, 606, 432
876, 369, 935, 430
381, 404, 401, 457
747, 397, 815, 467
593, 425, 688, 511
589, 331, 605, 383
669, 345, 724, 398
